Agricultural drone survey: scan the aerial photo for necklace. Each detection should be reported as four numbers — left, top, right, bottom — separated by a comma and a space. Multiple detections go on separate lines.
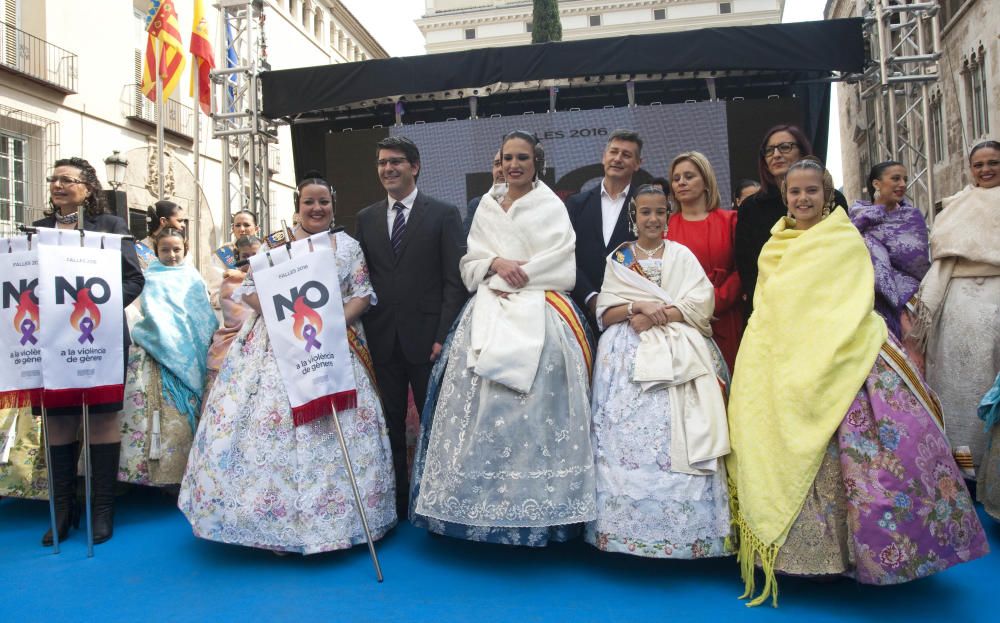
634, 240, 664, 258
55, 210, 80, 225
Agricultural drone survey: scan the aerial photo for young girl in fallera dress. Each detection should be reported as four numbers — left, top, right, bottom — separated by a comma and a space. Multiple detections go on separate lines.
586, 185, 732, 559
119, 228, 217, 487
203, 235, 260, 398
726, 158, 987, 607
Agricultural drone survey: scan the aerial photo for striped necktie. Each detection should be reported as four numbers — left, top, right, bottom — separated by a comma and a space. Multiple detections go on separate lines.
390, 201, 406, 256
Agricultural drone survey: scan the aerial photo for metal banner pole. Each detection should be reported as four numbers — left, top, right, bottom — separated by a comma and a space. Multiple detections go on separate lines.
40, 402, 59, 554
329, 398, 383, 583
81, 397, 93, 558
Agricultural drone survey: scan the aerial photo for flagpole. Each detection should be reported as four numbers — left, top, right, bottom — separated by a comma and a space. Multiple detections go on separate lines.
193, 65, 202, 269
156, 42, 166, 201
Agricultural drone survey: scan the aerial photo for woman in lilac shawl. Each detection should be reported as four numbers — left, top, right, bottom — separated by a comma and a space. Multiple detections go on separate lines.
849, 162, 930, 340
850, 161, 930, 340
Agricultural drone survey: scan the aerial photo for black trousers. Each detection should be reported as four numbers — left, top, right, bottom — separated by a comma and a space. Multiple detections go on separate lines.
373, 339, 432, 517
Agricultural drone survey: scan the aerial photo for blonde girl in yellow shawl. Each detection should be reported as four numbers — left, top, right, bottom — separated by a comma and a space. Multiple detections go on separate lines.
727, 158, 987, 606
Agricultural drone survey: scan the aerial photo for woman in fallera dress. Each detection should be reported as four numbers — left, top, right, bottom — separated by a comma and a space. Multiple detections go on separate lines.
411, 131, 596, 546
178, 176, 396, 554
205, 210, 259, 309
914, 140, 1000, 480
726, 158, 987, 607
849, 161, 929, 368
586, 184, 732, 559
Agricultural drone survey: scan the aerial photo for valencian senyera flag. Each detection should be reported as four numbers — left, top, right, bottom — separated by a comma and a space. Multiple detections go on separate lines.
249, 232, 357, 426
35, 229, 126, 408
0, 235, 42, 405
142, 0, 186, 102
189, 0, 215, 115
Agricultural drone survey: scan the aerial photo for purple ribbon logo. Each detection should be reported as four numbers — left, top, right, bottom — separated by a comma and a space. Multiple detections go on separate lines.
78, 317, 95, 344
301, 324, 322, 352
19, 318, 37, 345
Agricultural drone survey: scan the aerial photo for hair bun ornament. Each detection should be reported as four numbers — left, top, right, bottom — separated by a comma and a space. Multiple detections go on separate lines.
301, 169, 325, 181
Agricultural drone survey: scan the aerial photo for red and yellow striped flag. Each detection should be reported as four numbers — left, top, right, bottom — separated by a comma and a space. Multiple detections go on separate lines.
189, 0, 215, 115
141, 1, 186, 102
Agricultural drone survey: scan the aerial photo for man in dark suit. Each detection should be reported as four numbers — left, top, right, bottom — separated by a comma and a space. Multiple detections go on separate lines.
355, 136, 467, 518
463, 149, 504, 238
565, 129, 642, 330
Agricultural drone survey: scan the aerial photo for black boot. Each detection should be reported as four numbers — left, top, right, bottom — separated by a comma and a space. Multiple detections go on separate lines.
89, 442, 120, 545
41, 442, 79, 546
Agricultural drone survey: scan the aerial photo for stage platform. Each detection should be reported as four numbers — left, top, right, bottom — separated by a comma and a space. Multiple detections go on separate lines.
2, 488, 997, 622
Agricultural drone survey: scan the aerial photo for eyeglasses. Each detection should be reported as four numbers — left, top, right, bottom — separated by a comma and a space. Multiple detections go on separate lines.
46, 175, 84, 185
761, 141, 799, 158
376, 157, 409, 168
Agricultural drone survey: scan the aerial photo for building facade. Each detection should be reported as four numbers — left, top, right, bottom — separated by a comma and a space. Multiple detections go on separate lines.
417, 0, 784, 54
825, 0, 997, 206
0, 0, 385, 267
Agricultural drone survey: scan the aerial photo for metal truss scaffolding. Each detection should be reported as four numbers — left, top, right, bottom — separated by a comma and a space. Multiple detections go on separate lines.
856, 1, 941, 223
212, 0, 276, 234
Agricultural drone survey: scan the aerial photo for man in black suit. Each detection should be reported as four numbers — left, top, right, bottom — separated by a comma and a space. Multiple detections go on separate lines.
565, 129, 642, 330
355, 136, 467, 518
463, 149, 504, 238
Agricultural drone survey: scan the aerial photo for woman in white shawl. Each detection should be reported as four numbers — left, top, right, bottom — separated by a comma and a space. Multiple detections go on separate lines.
585, 185, 732, 559
411, 131, 596, 545
914, 140, 1000, 479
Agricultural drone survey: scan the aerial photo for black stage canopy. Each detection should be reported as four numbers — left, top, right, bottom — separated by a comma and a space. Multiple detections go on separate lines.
261, 18, 864, 121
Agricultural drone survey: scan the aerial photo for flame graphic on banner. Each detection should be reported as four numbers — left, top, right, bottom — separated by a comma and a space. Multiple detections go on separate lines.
291, 296, 323, 352
12, 290, 39, 333
69, 288, 102, 333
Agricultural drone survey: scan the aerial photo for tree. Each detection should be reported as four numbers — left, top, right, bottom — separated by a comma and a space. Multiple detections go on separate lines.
532, 0, 562, 43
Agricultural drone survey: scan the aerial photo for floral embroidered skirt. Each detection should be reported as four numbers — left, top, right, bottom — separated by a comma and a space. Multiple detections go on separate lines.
772, 351, 989, 583
119, 347, 193, 486
178, 317, 397, 554
0, 401, 48, 500
411, 298, 596, 546
585, 321, 732, 559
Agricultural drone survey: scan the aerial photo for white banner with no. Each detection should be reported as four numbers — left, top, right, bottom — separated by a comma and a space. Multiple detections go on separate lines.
35, 228, 125, 408
250, 232, 356, 426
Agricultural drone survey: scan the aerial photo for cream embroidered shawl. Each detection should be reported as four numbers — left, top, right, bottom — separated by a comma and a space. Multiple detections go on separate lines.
595, 241, 728, 474
461, 181, 576, 393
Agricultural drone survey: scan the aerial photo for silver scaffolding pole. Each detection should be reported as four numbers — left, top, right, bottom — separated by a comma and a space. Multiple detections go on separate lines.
860, 1, 941, 225
212, 0, 276, 232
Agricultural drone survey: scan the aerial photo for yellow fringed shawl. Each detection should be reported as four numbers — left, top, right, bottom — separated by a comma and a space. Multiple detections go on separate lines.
726, 210, 887, 606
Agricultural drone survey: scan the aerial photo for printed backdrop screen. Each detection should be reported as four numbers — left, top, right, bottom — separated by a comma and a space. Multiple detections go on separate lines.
322, 99, 803, 231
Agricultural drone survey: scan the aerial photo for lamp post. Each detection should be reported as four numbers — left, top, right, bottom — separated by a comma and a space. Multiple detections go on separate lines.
103, 150, 129, 221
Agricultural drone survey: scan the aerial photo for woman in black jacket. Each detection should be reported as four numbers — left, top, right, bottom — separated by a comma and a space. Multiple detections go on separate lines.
33, 156, 144, 546
733, 125, 847, 317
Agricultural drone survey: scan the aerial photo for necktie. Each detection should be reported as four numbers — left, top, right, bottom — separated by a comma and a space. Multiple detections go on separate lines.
390, 201, 406, 256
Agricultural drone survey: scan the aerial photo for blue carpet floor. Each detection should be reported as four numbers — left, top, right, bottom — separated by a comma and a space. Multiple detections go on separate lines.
1, 488, 998, 623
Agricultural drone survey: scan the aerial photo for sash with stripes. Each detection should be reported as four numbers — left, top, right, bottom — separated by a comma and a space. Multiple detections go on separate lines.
347, 326, 377, 390
544, 291, 593, 379
877, 337, 944, 432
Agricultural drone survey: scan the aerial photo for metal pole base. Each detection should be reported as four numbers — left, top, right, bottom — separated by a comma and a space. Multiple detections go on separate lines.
329, 399, 383, 582
40, 403, 60, 554
81, 399, 93, 558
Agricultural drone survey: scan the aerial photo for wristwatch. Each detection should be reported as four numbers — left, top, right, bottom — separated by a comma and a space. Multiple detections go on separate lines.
626, 302, 633, 318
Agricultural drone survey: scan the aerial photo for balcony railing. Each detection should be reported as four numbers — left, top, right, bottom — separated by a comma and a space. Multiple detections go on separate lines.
124, 84, 195, 140
0, 21, 77, 93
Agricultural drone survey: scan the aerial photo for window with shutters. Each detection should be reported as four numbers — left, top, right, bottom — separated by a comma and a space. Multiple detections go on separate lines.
1, 0, 18, 68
